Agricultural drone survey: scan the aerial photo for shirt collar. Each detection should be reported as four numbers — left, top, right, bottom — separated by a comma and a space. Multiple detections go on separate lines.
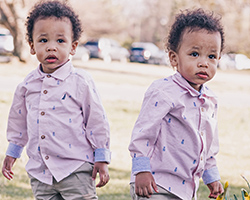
172, 71, 216, 98
34, 60, 74, 81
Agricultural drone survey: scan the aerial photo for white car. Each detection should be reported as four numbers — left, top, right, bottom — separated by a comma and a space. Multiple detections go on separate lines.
84, 38, 130, 63
72, 44, 90, 62
0, 28, 14, 55
219, 53, 250, 70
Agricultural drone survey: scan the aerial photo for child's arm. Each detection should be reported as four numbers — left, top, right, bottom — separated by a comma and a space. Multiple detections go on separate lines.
92, 162, 109, 187
135, 172, 159, 198
2, 155, 16, 180
207, 181, 223, 199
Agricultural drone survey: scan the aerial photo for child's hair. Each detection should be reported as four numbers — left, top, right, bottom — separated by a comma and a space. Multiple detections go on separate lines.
26, 0, 82, 43
166, 8, 224, 53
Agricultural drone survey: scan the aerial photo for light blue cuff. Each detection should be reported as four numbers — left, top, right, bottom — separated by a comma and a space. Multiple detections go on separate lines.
202, 167, 221, 185
6, 143, 24, 158
94, 148, 111, 164
132, 157, 151, 175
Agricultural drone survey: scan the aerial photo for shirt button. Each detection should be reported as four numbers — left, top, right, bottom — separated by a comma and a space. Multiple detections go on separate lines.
201, 156, 203, 161
41, 135, 45, 139
45, 155, 49, 160
201, 107, 205, 112
47, 75, 51, 78
43, 90, 48, 94
201, 132, 204, 136
41, 111, 45, 116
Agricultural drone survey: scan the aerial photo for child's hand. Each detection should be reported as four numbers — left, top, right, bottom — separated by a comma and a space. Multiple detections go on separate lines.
2, 155, 16, 180
135, 172, 159, 198
92, 162, 109, 188
207, 181, 224, 199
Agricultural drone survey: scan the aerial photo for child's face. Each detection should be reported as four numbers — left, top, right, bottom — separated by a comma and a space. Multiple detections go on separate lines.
169, 29, 221, 91
29, 17, 78, 73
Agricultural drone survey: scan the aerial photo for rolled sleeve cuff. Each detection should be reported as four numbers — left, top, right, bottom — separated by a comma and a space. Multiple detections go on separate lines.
6, 143, 23, 158
94, 148, 111, 164
132, 157, 151, 175
202, 167, 221, 185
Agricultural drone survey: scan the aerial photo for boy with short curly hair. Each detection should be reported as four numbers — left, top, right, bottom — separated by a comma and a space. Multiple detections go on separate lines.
2, 1, 110, 199
129, 8, 224, 200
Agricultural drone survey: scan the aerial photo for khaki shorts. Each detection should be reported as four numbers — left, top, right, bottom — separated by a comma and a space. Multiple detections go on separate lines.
29, 162, 98, 200
130, 183, 181, 200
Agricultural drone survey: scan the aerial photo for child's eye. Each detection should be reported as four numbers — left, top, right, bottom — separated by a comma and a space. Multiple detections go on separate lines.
57, 39, 64, 43
190, 52, 199, 57
40, 38, 47, 43
208, 54, 216, 59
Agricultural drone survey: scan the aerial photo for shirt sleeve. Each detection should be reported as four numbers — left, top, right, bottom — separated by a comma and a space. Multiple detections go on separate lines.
202, 166, 221, 185
80, 75, 111, 164
6, 83, 28, 158
202, 102, 221, 184
128, 84, 172, 175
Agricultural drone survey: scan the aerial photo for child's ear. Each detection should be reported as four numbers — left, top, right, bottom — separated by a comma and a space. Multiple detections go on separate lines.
29, 41, 36, 55
70, 40, 79, 55
168, 50, 178, 68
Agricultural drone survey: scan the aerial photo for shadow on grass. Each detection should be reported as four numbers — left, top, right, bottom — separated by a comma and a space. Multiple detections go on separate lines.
0, 183, 33, 200
96, 167, 131, 200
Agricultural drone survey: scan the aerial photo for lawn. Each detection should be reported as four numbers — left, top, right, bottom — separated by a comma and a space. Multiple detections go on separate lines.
0, 59, 250, 199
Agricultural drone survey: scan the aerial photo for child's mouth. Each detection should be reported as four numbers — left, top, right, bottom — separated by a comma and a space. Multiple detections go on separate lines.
46, 55, 58, 63
196, 72, 208, 79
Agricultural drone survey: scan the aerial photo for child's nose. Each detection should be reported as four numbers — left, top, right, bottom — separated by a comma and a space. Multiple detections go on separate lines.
198, 59, 208, 68
46, 47, 57, 52
46, 44, 57, 52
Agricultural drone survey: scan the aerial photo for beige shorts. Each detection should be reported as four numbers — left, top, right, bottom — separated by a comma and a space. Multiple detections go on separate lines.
130, 183, 181, 200
29, 162, 98, 200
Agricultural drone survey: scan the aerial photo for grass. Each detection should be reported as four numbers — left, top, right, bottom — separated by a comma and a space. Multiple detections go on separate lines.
0, 59, 250, 199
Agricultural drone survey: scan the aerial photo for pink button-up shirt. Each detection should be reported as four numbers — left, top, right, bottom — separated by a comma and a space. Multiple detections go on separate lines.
129, 72, 221, 200
6, 61, 110, 185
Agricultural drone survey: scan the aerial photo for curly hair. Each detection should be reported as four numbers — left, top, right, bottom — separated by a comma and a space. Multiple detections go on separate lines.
26, 0, 82, 42
166, 8, 224, 53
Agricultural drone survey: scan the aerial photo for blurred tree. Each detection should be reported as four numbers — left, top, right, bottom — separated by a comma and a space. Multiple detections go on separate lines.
1, 0, 250, 60
0, 0, 29, 61
71, 0, 127, 41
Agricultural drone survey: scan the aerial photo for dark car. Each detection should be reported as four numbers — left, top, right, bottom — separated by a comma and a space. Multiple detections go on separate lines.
84, 38, 129, 62
84, 41, 99, 58
129, 42, 167, 65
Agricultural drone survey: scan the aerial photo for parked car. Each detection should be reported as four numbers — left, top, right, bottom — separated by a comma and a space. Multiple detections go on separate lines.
71, 44, 90, 62
84, 38, 129, 62
129, 42, 167, 65
0, 28, 14, 55
218, 53, 250, 70
84, 41, 99, 58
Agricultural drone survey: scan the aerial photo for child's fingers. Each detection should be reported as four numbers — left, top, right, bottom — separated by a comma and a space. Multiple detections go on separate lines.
91, 167, 97, 180
2, 168, 14, 180
2, 159, 14, 180
152, 180, 159, 193
143, 187, 151, 198
96, 172, 109, 187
